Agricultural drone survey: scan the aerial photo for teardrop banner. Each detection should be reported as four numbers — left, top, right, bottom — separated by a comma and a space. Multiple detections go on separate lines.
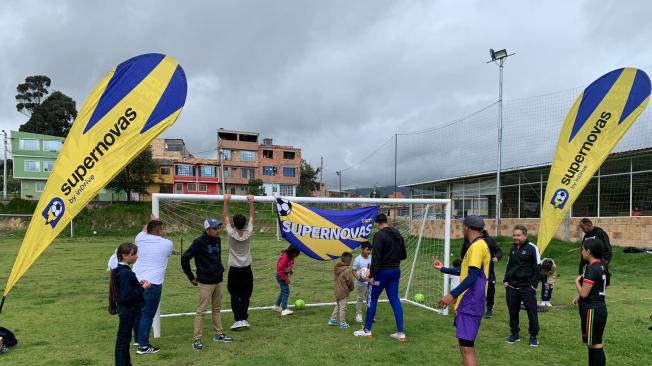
1, 53, 187, 310
538, 68, 650, 253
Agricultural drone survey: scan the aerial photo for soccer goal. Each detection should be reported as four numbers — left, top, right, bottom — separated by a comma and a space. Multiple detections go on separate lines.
151, 194, 451, 337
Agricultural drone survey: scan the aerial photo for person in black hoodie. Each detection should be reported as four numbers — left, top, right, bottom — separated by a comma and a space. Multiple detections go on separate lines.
461, 230, 503, 319
353, 213, 407, 341
109, 242, 150, 366
578, 218, 612, 286
181, 218, 233, 350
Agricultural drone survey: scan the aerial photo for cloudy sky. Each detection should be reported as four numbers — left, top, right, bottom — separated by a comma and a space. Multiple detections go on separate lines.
1, 0, 651, 189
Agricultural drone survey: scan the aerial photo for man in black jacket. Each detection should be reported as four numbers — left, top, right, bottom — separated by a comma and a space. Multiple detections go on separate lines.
578, 218, 612, 286
504, 224, 540, 347
181, 218, 233, 350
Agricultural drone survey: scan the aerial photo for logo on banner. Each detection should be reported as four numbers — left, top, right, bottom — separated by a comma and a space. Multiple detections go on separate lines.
276, 198, 293, 216
42, 197, 65, 228
550, 189, 569, 209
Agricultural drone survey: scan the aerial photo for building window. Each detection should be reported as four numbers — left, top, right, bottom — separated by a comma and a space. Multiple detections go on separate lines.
200, 165, 216, 177
188, 183, 197, 192
633, 172, 652, 216
223, 167, 231, 178
24, 160, 40, 172
43, 140, 63, 152
175, 183, 183, 192
501, 186, 519, 218
176, 164, 194, 176
198, 183, 208, 192
222, 149, 231, 160
572, 177, 598, 217
280, 185, 293, 196
600, 175, 630, 216
43, 160, 55, 172
35, 181, 45, 192
520, 183, 541, 218
240, 151, 256, 162
241, 168, 255, 180
160, 167, 170, 175
283, 151, 295, 160
263, 150, 274, 159
283, 167, 296, 177
263, 166, 276, 176
19, 139, 39, 151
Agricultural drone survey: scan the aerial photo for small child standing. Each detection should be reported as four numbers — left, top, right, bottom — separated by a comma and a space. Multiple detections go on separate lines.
109, 242, 151, 366
540, 258, 557, 307
273, 246, 301, 316
352, 242, 372, 323
328, 252, 355, 328
449, 258, 463, 290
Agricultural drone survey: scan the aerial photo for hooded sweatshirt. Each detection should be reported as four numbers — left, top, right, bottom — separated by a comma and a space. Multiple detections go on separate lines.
370, 226, 407, 277
180, 232, 224, 284
333, 262, 355, 300
276, 252, 295, 282
114, 263, 145, 308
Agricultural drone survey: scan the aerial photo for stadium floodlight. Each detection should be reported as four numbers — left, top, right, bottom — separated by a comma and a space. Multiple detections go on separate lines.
490, 48, 509, 61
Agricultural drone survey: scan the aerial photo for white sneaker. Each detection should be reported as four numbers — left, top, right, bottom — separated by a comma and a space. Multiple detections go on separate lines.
281, 309, 294, 316
271, 305, 282, 312
242, 320, 250, 327
355, 314, 363, 323
230, 321, 243, 330
390, 332, 407, 341
353, 328, 372, 338
540, 301, 546, 307
546, 301, 553, 307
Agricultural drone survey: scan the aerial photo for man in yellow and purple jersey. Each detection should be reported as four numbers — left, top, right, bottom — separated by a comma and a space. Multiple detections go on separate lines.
433, 215, 491, 366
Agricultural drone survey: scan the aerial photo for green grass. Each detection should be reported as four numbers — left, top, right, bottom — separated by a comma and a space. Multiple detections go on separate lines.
0, 232, 650, 365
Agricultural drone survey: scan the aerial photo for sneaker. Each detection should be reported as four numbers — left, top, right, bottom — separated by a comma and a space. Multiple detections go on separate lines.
281, 309, 294, 316
338, 322, 350, 329
540, 301, 546, 307
505, 335, 520, 344
353, 328, 373, 338
328, 319, 338, 326
546, 301, 553, 307
133, 342, 139, 348
213, 333, 233, 343
241, 320, 250, 327
485, 308, 493, 319
192, 339, 203, 350
355, 314, 363, 323
230, 320, 244, 330
390, 332, 407, 341
271, 305, 282, 312
136, 345, 161, 354
529, 336, 539, 347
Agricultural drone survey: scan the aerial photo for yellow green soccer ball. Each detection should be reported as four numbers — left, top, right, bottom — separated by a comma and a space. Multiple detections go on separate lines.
414, 293, 425, 303
294, 299, 305, 310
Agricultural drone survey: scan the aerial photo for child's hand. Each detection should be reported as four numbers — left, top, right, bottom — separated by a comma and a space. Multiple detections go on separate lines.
191, 279, 198, 286
285, 279, 291, 285
224, 194, 231, 202
571, 295, 579, 305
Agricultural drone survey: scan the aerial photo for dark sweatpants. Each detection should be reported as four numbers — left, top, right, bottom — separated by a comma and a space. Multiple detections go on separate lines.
506, 285, 539, 337
486, 273, 496, 309
227, 266, 253, 321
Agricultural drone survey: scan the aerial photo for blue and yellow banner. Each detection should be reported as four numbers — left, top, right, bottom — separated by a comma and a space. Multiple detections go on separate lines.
538, 68, 650, 253
276, 198, 378, 260
3, 53, 187, 300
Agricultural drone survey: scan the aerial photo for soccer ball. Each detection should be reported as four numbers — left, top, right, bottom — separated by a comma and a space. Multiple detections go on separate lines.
414, 293, 425, 303
294, 299, 305, 310
93, 230, 97, 235
356, 267, 370, 282
50, 200, 63, 217
555, 190, 567, 203
276, 199, 292, 216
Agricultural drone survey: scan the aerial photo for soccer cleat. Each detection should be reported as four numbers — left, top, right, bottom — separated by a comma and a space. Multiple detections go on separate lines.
353, 329, 373, 338
505, 335, 520, 344
192, 339, 203, 350
390, 332, 407, 341
485, 308, 493, 319
271, 305, 282, 312
338, 322, 350, 329
213, 333, 233, 343
355, 314, 363, 323
529, 336, 539, 347
230, 320, 244, 330
328, 319, 338, 326
136, 345, 160, 354
281, 309, 294, 316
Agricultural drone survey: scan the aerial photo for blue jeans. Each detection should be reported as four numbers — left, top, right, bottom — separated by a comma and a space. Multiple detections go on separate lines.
364, 268, 403, 332
540, 280, 554, 302
116, 304, 140, 366
275, 275, 290, 310
137, 284, 162, 347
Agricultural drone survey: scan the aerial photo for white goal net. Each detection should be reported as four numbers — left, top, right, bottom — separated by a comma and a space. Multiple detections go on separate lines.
151, 194, 451, 336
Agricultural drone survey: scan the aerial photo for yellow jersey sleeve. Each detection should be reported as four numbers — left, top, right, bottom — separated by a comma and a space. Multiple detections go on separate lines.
466, 240, 487, 269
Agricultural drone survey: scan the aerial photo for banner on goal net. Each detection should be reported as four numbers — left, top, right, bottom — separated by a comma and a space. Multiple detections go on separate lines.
275, 198, 378, 260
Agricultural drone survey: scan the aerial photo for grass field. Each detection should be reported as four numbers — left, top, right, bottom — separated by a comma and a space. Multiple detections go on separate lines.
0, 230, 650, 365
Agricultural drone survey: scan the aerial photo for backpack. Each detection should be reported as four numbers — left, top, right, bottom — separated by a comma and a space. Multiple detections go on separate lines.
0, 327, 17, 347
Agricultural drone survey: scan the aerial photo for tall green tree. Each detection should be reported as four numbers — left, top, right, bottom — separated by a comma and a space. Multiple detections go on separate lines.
19, 91, 77, 137
297, 160, 321, 197
247, 179, 264, 196
107, 148, 158, 202
15, 75, 51, 116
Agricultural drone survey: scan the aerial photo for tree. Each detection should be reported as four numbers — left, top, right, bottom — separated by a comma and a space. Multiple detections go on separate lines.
16, 75, 51, 116
297, 160, 321, 197
247, 179, 264, 196
107, 148, 158, 202
19, 91, 77, 137
0, 159, 21, 197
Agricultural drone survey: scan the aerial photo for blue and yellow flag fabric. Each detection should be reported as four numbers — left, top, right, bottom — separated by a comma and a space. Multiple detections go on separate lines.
276, 198, 378, 260
538, 68, 650, 253
2, 53, 187, 301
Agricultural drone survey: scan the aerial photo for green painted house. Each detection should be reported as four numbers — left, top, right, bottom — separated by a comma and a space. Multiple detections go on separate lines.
11, 130, 127, 201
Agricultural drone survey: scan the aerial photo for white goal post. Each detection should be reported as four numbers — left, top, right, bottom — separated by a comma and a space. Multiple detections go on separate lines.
150, 193, 451, 337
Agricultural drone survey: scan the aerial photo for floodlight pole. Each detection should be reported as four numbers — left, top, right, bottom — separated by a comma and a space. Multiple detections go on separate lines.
336, 170, 342, 196
2, 130, 7, 201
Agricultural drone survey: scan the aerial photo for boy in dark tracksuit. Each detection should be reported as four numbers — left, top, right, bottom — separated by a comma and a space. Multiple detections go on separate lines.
504, 225, 540, 347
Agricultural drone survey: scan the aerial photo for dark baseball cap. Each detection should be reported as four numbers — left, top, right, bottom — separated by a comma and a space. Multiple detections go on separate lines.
203, 218, 221, 230
375, 213, 388, 223
459, 215, 485, 231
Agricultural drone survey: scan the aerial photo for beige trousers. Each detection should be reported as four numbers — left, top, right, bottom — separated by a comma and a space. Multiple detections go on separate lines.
355, 285, 369, 316
193, 282, 223, 340
330, 297, 349, 323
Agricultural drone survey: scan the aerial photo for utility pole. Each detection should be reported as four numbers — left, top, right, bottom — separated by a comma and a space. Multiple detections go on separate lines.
319, 156, 323, 196
336, 171, 342, 197
394, 133, 398, 197
2, 130, 7, 201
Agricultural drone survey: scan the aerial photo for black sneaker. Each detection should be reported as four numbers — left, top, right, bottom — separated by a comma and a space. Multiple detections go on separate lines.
136, 345, 160, 354
485, 308, 493, 319
505, 335, 520, 344
192, 339, 203, 350
213, 333, 233, 343
529, 336, 539, 347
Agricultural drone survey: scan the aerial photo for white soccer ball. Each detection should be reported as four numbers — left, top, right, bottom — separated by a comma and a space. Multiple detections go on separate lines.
50, 201, 63, 216
93, 230, 97, 235
276, 199, 292, 216
356, 267, 370, 281
555, 190, 567, 202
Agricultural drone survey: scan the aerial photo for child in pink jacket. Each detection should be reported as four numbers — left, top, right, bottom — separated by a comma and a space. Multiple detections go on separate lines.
273, 246, 301, 316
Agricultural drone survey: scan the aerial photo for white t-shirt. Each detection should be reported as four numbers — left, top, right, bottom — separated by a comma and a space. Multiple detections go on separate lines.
226, 223, 253, 268
352, 254, 372, 287
133, 231, 173, 285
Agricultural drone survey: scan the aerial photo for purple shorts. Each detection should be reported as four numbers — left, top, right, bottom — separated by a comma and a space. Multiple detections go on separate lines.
454, 312, 482, 342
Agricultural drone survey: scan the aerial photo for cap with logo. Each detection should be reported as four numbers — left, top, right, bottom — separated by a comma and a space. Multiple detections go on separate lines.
203, 218, 221, 230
